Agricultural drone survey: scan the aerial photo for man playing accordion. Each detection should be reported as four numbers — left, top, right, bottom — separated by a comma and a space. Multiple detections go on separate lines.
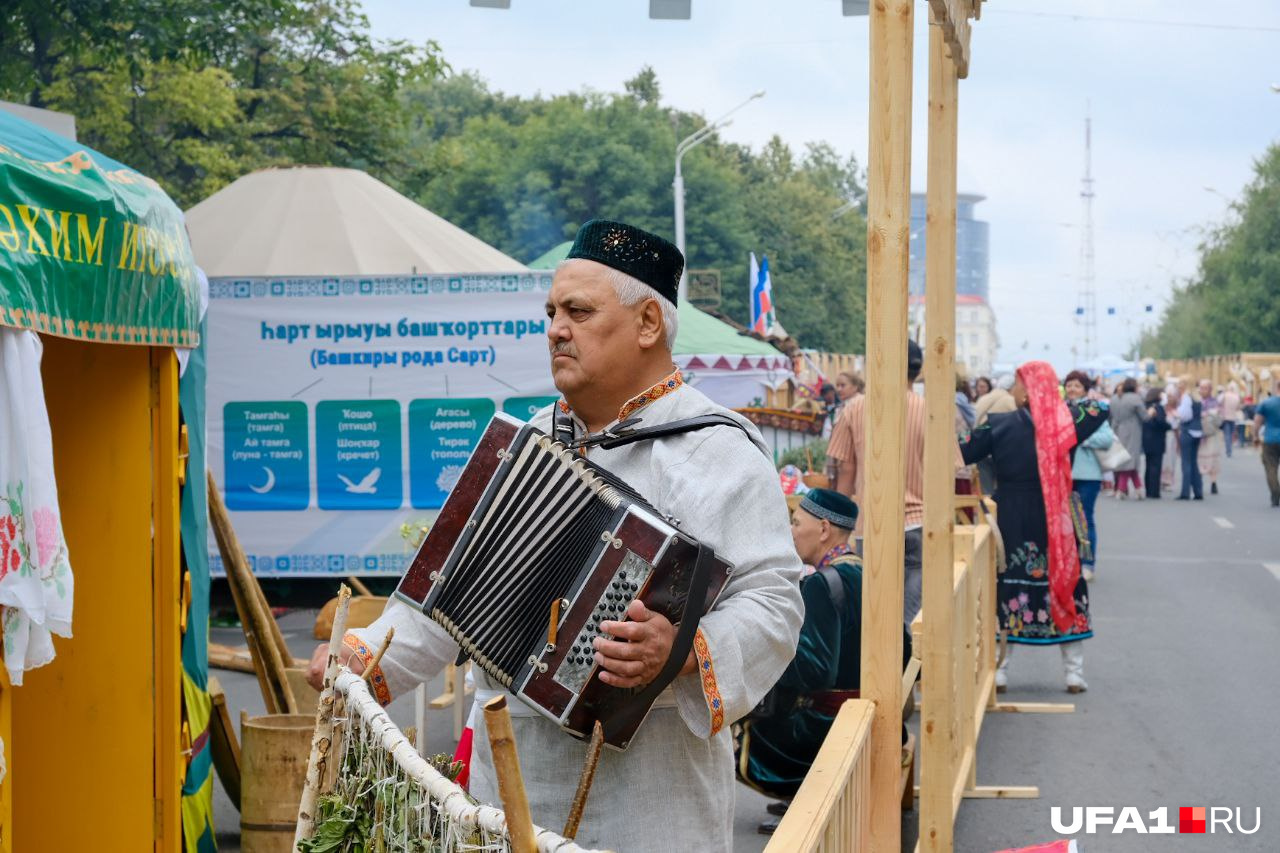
307, 220, 804, 852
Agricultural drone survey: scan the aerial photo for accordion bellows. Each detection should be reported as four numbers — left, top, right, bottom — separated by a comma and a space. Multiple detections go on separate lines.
395, 413, 733, 749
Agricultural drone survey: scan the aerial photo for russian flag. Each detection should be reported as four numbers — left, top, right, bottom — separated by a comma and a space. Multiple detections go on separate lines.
750, 253, 774, 334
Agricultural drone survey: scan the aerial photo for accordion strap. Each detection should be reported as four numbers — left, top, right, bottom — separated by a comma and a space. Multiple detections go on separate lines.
561, 412, 758, 454
600, 541, 715, 744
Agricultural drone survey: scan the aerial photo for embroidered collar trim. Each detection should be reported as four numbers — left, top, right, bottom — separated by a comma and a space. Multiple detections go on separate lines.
556, 367, 685, 424
816, 542, 854, 572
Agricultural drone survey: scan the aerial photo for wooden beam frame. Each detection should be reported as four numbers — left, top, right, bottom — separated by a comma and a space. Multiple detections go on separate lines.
928, 0, 982, 78
862, 0, 914, 847
919, 8, 960, 851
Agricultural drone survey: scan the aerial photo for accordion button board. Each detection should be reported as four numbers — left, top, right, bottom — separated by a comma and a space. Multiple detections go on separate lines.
552, 549, 653, 695
393, 412, 733, 749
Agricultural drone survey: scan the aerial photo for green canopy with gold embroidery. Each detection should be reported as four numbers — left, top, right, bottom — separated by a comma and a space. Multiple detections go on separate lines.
0, 109, 200, 346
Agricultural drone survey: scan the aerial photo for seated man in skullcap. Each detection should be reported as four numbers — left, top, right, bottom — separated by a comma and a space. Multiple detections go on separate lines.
736, 488, 911, 833
308, 220, 803, 853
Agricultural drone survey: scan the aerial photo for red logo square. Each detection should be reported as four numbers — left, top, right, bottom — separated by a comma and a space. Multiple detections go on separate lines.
1180, 806, 1206, 834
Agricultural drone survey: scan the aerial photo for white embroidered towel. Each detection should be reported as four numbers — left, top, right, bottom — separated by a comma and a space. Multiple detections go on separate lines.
0, 327, 74, 685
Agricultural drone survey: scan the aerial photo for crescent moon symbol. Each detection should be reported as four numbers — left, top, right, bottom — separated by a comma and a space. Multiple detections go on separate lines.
249, 466, 276, 494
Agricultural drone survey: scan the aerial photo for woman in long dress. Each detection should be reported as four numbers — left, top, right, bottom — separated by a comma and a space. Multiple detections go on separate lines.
960, 361, 1107, 693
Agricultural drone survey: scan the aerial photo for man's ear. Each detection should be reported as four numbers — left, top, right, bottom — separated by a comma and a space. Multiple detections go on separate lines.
636, 298, 665, 349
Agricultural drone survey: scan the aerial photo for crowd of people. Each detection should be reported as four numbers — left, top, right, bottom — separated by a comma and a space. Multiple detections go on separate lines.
934, 368, 1280, 511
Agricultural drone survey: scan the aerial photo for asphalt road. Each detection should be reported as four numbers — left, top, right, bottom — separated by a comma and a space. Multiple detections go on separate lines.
738, 447, 1280, 852
213, 448, 1280, 852
936, 446, 1280, 853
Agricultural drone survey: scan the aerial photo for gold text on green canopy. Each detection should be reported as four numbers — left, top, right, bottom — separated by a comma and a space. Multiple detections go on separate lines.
0, 201, 191, 281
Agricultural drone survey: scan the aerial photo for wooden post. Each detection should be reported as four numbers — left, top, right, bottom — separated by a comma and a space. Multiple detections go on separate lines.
920, 9, 960, 851
483, 696, 536, 853
863, 0, 913, 848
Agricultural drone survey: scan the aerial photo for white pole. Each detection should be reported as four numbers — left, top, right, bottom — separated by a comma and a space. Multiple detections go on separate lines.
674, 159, 687, 301
414, 683, 427, 757
672, 90, 765, 303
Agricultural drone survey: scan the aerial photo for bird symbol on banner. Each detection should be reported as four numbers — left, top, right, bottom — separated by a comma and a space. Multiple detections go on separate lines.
339, 467, 381, 494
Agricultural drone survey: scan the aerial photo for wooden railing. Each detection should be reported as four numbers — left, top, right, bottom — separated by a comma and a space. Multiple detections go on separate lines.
764, 699, 876, 853
1154, 352, 1280, 398
915, 519, 999, 842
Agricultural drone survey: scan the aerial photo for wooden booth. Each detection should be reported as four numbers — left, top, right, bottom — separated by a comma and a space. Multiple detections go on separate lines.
0, 108, 205, 851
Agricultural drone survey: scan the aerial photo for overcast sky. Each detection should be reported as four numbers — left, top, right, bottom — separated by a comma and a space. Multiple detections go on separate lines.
361, 0, 1280, 371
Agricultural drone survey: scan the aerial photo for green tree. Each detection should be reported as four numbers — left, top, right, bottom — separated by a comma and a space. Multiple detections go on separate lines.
1, 0, 446, 207
1148, 143, 1280, 358
402, 69, 868, 352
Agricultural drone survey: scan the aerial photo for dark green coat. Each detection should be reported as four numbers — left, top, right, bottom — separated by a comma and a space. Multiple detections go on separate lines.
737, 553, 863, 798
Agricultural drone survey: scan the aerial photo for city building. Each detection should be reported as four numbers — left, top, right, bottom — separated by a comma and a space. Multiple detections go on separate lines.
906, 192, 998, 377
908, 192, 989, 299
909, 294, 1000, 379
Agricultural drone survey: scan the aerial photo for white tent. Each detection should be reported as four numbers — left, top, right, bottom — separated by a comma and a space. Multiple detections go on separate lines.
185, 166, 525, 275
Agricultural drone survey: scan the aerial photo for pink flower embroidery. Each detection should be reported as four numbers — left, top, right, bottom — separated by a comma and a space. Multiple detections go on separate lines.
33, 506, 59, 569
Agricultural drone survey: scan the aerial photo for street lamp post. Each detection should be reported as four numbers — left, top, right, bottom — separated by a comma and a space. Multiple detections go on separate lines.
673, 90, 764, 301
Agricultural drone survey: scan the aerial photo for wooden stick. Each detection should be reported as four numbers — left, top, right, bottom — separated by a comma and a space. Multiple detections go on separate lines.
989, 701, 1075, 714
483, 695, 536, 853
207, 470, 291, 713
959, 785, 1040, 799
251, 562, 293, 683
207, 676, 242, 810
346, 574, 374, 597
208, 642, 256, 674
294, 585, 352, 847
456, 662, 470, 742
225, 474, 294, 703
562, 720, 605, 839
361, 626, 395, 682
208, 642, 306, 673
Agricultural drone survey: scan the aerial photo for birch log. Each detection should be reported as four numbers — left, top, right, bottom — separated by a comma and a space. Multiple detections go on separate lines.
294, 584, 352, 847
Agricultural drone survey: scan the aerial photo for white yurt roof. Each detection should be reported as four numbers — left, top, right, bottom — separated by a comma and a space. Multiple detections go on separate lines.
185, 166, 525, 277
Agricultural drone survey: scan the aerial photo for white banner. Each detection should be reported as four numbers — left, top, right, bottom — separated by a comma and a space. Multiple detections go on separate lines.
206, 273, 558, 577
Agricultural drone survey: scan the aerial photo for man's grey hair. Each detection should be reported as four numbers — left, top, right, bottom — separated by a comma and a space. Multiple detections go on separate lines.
558, 260, 679, 349
996, 373, 1015, 391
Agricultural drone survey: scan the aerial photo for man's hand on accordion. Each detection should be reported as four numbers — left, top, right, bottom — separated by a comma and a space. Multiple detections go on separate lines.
593, 599, 696, 689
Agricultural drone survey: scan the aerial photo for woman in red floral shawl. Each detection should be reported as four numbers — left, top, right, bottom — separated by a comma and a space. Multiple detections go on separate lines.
960, 361, 1108, 693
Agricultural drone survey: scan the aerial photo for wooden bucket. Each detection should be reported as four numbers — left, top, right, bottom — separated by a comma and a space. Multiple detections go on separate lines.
240, 713, 315, 852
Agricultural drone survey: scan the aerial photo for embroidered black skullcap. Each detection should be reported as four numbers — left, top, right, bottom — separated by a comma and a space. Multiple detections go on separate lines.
799, 488, 859, 531
566, 220, 684, 305
907, 339, 924, 372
